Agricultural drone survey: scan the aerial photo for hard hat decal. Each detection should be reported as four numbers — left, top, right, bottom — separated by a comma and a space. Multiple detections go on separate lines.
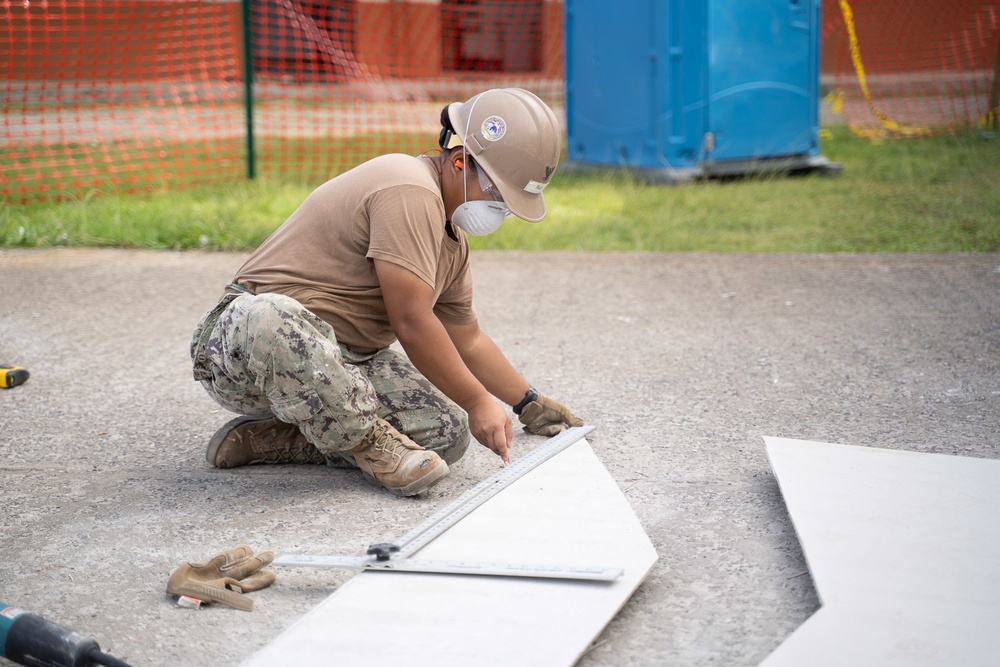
481, 116, 507, 142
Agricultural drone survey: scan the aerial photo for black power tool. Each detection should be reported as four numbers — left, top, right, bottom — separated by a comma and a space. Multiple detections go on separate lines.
0, 603, 133, 667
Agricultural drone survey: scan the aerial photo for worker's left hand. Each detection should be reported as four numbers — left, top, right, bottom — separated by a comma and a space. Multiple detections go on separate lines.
518, 394, 584, 437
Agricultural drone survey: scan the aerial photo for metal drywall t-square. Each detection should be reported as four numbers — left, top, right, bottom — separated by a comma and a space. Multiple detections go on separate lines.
242, 436, 658, 667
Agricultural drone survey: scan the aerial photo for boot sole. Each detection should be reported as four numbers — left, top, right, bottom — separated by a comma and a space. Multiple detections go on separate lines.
206, 415, 272, 467
363, 460, 450, 497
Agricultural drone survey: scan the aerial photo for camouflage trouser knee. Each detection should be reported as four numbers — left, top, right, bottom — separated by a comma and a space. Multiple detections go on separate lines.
190, 290, 470, 465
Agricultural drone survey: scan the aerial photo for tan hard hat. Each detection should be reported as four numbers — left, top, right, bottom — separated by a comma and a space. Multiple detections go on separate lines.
445, 88, 561, 222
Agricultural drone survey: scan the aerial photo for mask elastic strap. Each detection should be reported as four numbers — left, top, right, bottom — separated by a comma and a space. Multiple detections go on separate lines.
460, 93, 485, 207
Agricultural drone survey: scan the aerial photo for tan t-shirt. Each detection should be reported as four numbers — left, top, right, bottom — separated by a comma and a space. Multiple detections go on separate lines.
233, 154, 476, 353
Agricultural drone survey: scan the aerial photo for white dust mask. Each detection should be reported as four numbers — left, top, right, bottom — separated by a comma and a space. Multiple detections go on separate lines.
451, 148, 508, 236
452, 199, 507, 236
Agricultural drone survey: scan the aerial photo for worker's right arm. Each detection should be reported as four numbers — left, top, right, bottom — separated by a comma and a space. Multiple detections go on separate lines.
374, 259, 512, 463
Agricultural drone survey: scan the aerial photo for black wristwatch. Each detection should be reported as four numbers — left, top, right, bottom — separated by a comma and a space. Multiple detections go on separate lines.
513, 386, 539, 415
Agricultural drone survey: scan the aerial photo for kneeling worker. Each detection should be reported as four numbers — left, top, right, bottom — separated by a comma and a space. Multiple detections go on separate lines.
190, 88, 583, 496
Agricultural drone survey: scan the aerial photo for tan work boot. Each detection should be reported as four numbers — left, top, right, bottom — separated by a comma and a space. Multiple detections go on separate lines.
207, 415, 326, 468
351, 418, 449, 496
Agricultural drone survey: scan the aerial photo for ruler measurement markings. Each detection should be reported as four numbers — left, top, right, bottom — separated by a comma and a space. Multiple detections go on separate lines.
272, 554, 622, 581
273, 425, 611, 581
394, 424, 597, 558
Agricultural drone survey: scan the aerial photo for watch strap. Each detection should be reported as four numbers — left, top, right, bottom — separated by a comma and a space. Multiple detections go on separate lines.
513, 386, 539, 415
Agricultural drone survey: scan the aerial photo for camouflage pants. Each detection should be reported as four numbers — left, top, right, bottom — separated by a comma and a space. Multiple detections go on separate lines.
190, 289, 470, 466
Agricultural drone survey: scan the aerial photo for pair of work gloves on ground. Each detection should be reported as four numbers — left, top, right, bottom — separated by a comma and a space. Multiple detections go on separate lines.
167, 545, 275, 611
517, 394, 584, 437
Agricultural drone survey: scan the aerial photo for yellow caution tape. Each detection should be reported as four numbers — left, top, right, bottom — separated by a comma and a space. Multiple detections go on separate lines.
839, 0, 930, 138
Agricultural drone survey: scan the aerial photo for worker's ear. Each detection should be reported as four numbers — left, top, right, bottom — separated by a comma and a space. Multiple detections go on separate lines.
445, 147, 465, 171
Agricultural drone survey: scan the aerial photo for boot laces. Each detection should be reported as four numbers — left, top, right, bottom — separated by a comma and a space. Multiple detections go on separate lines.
249, 423, 323, 464
369, 421, 420, 461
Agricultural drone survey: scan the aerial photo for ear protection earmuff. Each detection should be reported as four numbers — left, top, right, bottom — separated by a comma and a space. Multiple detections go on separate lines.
439, 104, 464, 151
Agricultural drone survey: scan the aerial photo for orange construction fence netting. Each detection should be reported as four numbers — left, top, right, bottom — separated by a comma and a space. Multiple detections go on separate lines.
2, 0, 998, 202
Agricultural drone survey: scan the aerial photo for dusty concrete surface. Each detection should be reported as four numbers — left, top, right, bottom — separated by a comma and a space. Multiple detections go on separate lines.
1, 248, 998, 666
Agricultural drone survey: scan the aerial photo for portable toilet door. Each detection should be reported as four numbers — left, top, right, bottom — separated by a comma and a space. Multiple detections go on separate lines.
703, 0, 822, 171
563, 0, 709, 180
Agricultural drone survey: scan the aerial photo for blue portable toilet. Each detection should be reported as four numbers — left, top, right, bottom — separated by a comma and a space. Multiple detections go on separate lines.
564, 0, 838, 181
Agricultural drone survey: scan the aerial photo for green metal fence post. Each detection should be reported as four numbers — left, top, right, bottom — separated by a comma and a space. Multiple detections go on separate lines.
242, 0, 256, 179
989, 34, 1000, 130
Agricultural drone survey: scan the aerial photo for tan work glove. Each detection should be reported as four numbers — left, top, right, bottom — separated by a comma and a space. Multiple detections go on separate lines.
518, 394, 584, 436
166, 544, 275, 611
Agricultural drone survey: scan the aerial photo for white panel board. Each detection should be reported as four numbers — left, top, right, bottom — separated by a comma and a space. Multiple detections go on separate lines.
761, 437, 1000, 667
243, 437, 657, 667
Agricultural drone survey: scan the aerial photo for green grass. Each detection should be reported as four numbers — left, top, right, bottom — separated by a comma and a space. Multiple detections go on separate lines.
2, 128, 998, 252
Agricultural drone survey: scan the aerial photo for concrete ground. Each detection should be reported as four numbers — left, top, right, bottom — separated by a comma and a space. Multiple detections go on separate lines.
1, 248, 998, 666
